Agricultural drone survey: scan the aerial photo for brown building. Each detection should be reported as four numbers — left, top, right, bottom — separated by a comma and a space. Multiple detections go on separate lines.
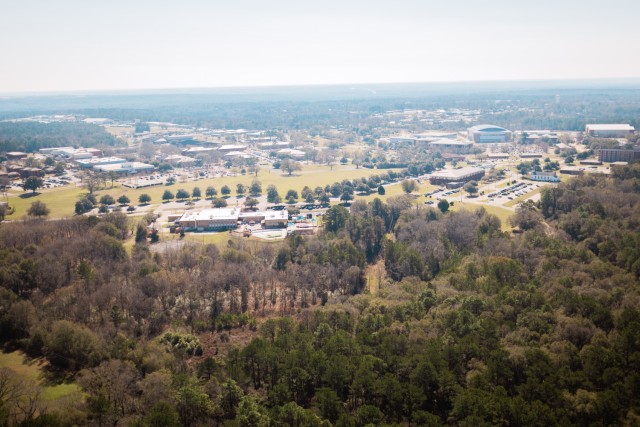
598, 148, 640, 163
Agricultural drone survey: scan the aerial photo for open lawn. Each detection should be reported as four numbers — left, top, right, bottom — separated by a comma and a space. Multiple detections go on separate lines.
5, 164, 399, 219
6, 186, 86, 218
0, 351, 82, 406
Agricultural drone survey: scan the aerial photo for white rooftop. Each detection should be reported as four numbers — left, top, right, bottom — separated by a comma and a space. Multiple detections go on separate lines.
430, 167, 484, 179
179, 208, 240, 222
587, 124, 635, 131
77, 157, 126, 165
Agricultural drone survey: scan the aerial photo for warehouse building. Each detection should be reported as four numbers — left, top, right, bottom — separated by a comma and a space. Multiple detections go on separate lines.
586, 124, 635, 138
429, 167, 485, 186
467, 125, 512, 143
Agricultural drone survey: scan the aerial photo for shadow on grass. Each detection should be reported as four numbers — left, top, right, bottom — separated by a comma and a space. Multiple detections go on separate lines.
19, 192, 40, 199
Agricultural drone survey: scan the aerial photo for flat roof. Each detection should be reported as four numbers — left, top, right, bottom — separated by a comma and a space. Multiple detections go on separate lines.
587, 124, 634, 130
179, 208, 240, 222
95, 162, 154, 172
430, 167, 484, 179
429, 139, 472, 146
77, 157, 126, 165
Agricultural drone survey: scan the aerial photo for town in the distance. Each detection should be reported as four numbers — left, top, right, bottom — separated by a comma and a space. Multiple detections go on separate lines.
2, 97, 638, 248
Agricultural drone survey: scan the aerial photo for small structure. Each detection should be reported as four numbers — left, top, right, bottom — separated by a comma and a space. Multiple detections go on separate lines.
6, 152, 28, 160
486, 152, 510, 159
560, 168, 584, 176
520, 153, 543, 159
530, 171, 560, 182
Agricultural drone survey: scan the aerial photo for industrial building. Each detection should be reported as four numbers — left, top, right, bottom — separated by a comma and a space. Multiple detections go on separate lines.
586, 124, 635, 138
429, 167, 485, 186
467, 125, 512, 143
598, 148, 640, 163
176, 208, 288, 231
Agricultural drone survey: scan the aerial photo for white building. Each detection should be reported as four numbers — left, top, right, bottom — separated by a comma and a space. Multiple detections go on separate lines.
177, 208, 241, 231
77, 157, 127, 169
176, 208, 288, 231
94, 162, 155, 174
585, 124, 635, 138
530, 171, 560, 182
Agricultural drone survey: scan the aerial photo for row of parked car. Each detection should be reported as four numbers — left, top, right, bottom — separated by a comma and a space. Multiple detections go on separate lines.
487, 182, 537, 201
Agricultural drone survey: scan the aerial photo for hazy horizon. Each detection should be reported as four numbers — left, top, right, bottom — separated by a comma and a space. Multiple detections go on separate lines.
2, 0, 639, 94
3, 77, 640, 99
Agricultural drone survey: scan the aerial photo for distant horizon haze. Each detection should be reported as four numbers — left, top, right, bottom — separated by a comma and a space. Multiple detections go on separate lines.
2, 0, 638, 94
2, 77, 640, 99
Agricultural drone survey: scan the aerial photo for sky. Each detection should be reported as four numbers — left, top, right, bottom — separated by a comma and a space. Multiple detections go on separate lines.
1, 0, 639, 93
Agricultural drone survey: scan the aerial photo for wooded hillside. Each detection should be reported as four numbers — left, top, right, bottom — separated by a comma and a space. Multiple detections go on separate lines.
0, 164, 639, 426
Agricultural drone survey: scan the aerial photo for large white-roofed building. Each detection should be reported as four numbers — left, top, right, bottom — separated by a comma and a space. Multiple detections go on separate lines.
585, 124, 635, 138
176, 208, 289, 231
94, 162, 155, 174
77, 157, 127, 169
429, 167, 485, 186
177, 208, 241, 231
467, 125, 512, 143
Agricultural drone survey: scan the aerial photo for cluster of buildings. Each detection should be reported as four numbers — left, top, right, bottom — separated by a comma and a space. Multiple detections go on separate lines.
175, 208, 288, 231
38, 147, 156, 175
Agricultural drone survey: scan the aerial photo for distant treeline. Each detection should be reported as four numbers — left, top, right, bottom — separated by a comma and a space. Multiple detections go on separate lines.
1, 84, 640, 131
0, 122, 122, 153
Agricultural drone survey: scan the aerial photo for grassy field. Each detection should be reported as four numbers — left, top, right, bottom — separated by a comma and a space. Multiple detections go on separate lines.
5, 164, 399, 219
6, 186, 86, 218
0, 351, 82, 405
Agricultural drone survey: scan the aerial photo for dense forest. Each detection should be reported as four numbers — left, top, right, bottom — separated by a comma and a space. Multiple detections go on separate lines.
0, 122, 122, 153
1, 164, 639, 426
